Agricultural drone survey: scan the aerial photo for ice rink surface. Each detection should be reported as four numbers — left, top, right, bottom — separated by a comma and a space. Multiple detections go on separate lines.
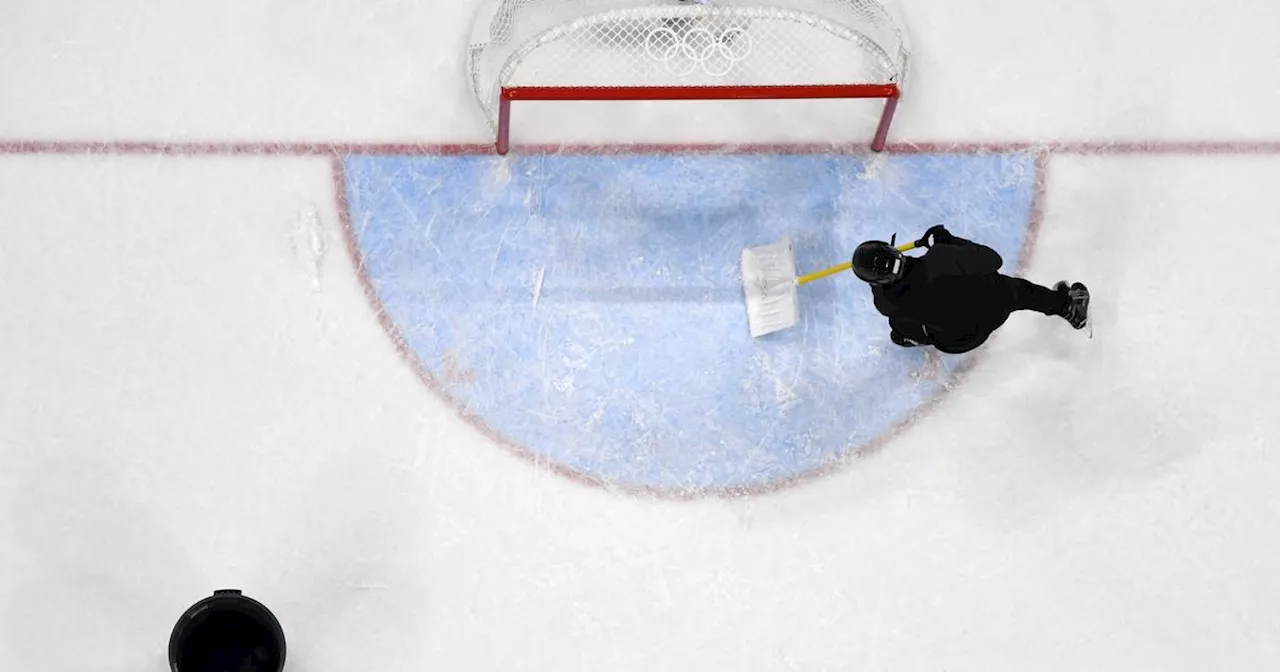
3, 1, 1280, 670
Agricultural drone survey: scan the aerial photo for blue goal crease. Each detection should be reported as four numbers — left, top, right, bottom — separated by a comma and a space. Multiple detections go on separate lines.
343, 152, 1038, 490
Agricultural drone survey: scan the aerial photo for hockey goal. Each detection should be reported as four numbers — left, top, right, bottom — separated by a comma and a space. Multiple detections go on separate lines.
467, 0, 912, 153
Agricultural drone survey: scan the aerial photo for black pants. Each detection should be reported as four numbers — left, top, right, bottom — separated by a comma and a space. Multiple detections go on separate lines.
891, 275, 1066, 354
1003, 276, 1066, 317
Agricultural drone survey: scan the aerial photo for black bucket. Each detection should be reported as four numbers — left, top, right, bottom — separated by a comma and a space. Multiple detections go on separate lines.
169, 589, 286, 672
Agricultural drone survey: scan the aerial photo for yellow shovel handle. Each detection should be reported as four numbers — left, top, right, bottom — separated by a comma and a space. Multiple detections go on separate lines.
796, 240, 917, 285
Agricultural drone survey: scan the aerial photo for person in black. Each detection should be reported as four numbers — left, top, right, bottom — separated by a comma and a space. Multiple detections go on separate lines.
851, 225, 1090, 354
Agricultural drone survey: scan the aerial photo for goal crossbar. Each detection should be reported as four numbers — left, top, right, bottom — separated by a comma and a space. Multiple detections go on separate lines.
497, 83, 901, 153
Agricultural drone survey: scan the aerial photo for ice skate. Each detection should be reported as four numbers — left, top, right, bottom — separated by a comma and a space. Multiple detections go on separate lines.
1054, 281, 1091, 335
890, 330, 925, 348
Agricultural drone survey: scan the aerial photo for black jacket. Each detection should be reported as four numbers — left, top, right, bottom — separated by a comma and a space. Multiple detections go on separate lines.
870, 238, 1007, 353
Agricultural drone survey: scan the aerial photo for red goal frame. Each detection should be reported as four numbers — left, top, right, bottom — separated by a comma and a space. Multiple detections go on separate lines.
494, 82, 901, 154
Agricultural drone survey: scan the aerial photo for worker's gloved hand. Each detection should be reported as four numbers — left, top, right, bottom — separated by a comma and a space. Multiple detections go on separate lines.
915, 225, 954, 248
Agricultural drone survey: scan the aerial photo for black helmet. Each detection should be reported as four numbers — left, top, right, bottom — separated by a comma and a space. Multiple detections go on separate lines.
169, 589, 285, 672
851, 240, 904, 285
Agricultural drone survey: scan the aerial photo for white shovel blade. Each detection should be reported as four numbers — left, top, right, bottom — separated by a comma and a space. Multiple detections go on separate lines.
741, 238, 799, 338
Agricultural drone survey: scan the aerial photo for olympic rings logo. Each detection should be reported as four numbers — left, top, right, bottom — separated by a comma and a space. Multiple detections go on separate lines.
644, 24, 753, 77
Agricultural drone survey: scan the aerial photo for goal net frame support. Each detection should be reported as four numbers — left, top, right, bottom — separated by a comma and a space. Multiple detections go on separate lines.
494, 82, 901, 154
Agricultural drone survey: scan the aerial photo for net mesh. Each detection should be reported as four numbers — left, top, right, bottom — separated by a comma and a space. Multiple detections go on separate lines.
468, 0, 912, 130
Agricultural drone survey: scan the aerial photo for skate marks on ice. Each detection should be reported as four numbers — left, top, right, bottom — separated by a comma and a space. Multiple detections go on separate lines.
341, 152, 1039, 495
291, 203, 330, 292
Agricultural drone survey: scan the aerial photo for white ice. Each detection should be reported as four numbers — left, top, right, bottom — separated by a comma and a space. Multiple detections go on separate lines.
3, 1, 1280, 670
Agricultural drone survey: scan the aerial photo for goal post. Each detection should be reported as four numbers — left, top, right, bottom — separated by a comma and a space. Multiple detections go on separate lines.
468, 0, 912, 153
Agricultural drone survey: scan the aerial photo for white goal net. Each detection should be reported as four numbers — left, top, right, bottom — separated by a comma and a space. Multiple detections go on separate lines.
467, 0, 912, 142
